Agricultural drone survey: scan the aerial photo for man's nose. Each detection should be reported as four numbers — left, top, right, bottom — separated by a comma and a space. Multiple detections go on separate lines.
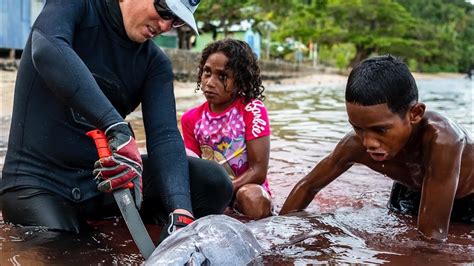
158, 19, 173, 33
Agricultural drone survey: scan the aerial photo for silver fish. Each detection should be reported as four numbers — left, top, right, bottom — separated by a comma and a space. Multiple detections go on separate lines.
145, 215, 263, 266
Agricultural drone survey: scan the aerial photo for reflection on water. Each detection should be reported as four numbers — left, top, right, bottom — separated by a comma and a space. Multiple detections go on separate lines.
420, 79, 473, 132
249, 213, 394, 264
0, 76, 473, 264
0, 215, 161, 264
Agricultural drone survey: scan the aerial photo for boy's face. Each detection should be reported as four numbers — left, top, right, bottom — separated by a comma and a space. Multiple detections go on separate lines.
346, 102, 414, 161
200, 52, 235, 113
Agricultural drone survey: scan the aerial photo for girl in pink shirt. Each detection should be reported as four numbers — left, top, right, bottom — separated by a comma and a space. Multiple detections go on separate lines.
181, 39, 272, 219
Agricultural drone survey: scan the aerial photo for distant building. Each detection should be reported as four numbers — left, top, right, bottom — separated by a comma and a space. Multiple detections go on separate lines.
153, 27, 195, 50
191, 21, 261, 59
2, 3, 262, 58
0, 0, 44, 50
244, 28, 261, 59
153, 30, 179, 49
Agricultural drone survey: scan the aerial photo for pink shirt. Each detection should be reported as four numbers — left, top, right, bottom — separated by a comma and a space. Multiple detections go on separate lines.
181, 98, 271, 192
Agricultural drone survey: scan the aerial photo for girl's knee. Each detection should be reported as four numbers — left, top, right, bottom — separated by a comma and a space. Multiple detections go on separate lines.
235, 184, 272, 220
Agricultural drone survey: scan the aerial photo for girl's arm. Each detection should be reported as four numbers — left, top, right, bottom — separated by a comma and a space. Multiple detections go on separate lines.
232, 136, 270, 191
233, 99, 271, 190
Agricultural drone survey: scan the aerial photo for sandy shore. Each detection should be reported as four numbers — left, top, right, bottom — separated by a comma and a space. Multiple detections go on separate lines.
174, 71, 466, 97
0, 70, 16, 118
0, 70, 467, 117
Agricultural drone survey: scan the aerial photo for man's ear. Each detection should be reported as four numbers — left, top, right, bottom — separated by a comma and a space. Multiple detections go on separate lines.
409, 103, 425, 124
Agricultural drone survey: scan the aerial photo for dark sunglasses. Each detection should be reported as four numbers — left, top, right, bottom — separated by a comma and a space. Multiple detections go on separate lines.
153, 0, 186, 28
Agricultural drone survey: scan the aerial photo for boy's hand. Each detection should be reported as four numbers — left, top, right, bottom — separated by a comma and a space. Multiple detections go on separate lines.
93, 122, 143, 209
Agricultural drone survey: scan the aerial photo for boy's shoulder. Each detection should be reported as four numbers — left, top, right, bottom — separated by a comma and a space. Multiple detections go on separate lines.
332, 131, 371, 163
419, 110, 473, 197
421, 111, 471, 145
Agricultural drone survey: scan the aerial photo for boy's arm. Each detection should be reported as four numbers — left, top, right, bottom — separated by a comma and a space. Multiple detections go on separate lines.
279, 135, 357, 215
232, 136, 270, 191
417, 133, 464, 241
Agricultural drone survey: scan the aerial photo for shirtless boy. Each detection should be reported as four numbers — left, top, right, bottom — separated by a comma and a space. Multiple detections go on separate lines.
280, 55, 473, 241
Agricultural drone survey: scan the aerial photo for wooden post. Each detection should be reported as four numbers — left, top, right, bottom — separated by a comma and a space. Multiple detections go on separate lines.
8, 49, 15, 59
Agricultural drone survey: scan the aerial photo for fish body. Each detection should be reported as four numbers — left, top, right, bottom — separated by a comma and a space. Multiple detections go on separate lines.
145, 215, 263, 265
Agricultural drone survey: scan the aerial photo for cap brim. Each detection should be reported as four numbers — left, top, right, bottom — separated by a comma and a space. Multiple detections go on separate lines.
165, 0, 199, 35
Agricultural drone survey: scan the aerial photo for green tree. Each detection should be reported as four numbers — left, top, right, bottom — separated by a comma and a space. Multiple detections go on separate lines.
326, 0, 421, 67
195, 0, 255, 38
267, 0, 423, 67
397, 0, 474, 72
192, 0, 473, 72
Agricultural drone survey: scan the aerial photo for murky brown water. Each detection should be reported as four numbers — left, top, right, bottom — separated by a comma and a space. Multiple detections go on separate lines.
1, 73, 473, 265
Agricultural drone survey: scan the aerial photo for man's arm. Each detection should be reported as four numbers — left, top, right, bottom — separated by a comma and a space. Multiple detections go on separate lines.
31, 0, 122, 130
141, 52, 192, 213
232, 136, 270, 191
417, 129, 464, 241
279, 135, 357, 215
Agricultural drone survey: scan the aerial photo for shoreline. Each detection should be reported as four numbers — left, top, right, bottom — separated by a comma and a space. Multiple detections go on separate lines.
174, 71, 467, 97
1, 70, 468, 116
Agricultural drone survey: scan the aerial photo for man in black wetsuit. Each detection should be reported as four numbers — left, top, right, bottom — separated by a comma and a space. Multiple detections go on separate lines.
0, 0, 233, 243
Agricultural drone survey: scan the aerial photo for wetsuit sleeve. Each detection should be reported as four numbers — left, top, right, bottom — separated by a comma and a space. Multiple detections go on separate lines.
181, 109, 201, 156
141, 54, 192, 212
30, 0, 123, 130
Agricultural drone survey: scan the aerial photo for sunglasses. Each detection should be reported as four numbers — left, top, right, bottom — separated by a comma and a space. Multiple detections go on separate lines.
153, 0, 186, 28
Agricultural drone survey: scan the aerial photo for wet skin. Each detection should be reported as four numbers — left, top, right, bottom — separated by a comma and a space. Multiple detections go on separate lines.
280, 102, 473, 241
200, 52, 272, 219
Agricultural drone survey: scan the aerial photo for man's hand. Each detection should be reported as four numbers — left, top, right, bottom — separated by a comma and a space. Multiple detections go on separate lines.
157, 212, 195, 245
93, 122, 143, 209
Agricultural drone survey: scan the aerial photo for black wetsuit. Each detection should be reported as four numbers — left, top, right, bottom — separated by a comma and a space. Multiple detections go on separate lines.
389, 182, 473, 224
0, 0, 232, 232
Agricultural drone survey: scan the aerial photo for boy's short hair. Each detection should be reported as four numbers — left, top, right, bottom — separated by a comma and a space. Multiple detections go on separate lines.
345, 55, 418, 116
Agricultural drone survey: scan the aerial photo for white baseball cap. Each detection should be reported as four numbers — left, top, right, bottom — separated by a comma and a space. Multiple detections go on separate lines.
165, 0, 200, 35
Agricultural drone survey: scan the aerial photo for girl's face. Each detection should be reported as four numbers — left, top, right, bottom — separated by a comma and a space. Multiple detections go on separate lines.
200, 52, 235, 113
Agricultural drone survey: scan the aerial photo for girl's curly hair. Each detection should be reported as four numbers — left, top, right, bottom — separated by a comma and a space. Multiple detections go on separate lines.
196, 38, 265, 103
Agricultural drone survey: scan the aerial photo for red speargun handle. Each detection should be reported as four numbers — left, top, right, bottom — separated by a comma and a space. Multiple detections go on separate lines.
86, 129, 112, 159
86, 129, 134, 189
